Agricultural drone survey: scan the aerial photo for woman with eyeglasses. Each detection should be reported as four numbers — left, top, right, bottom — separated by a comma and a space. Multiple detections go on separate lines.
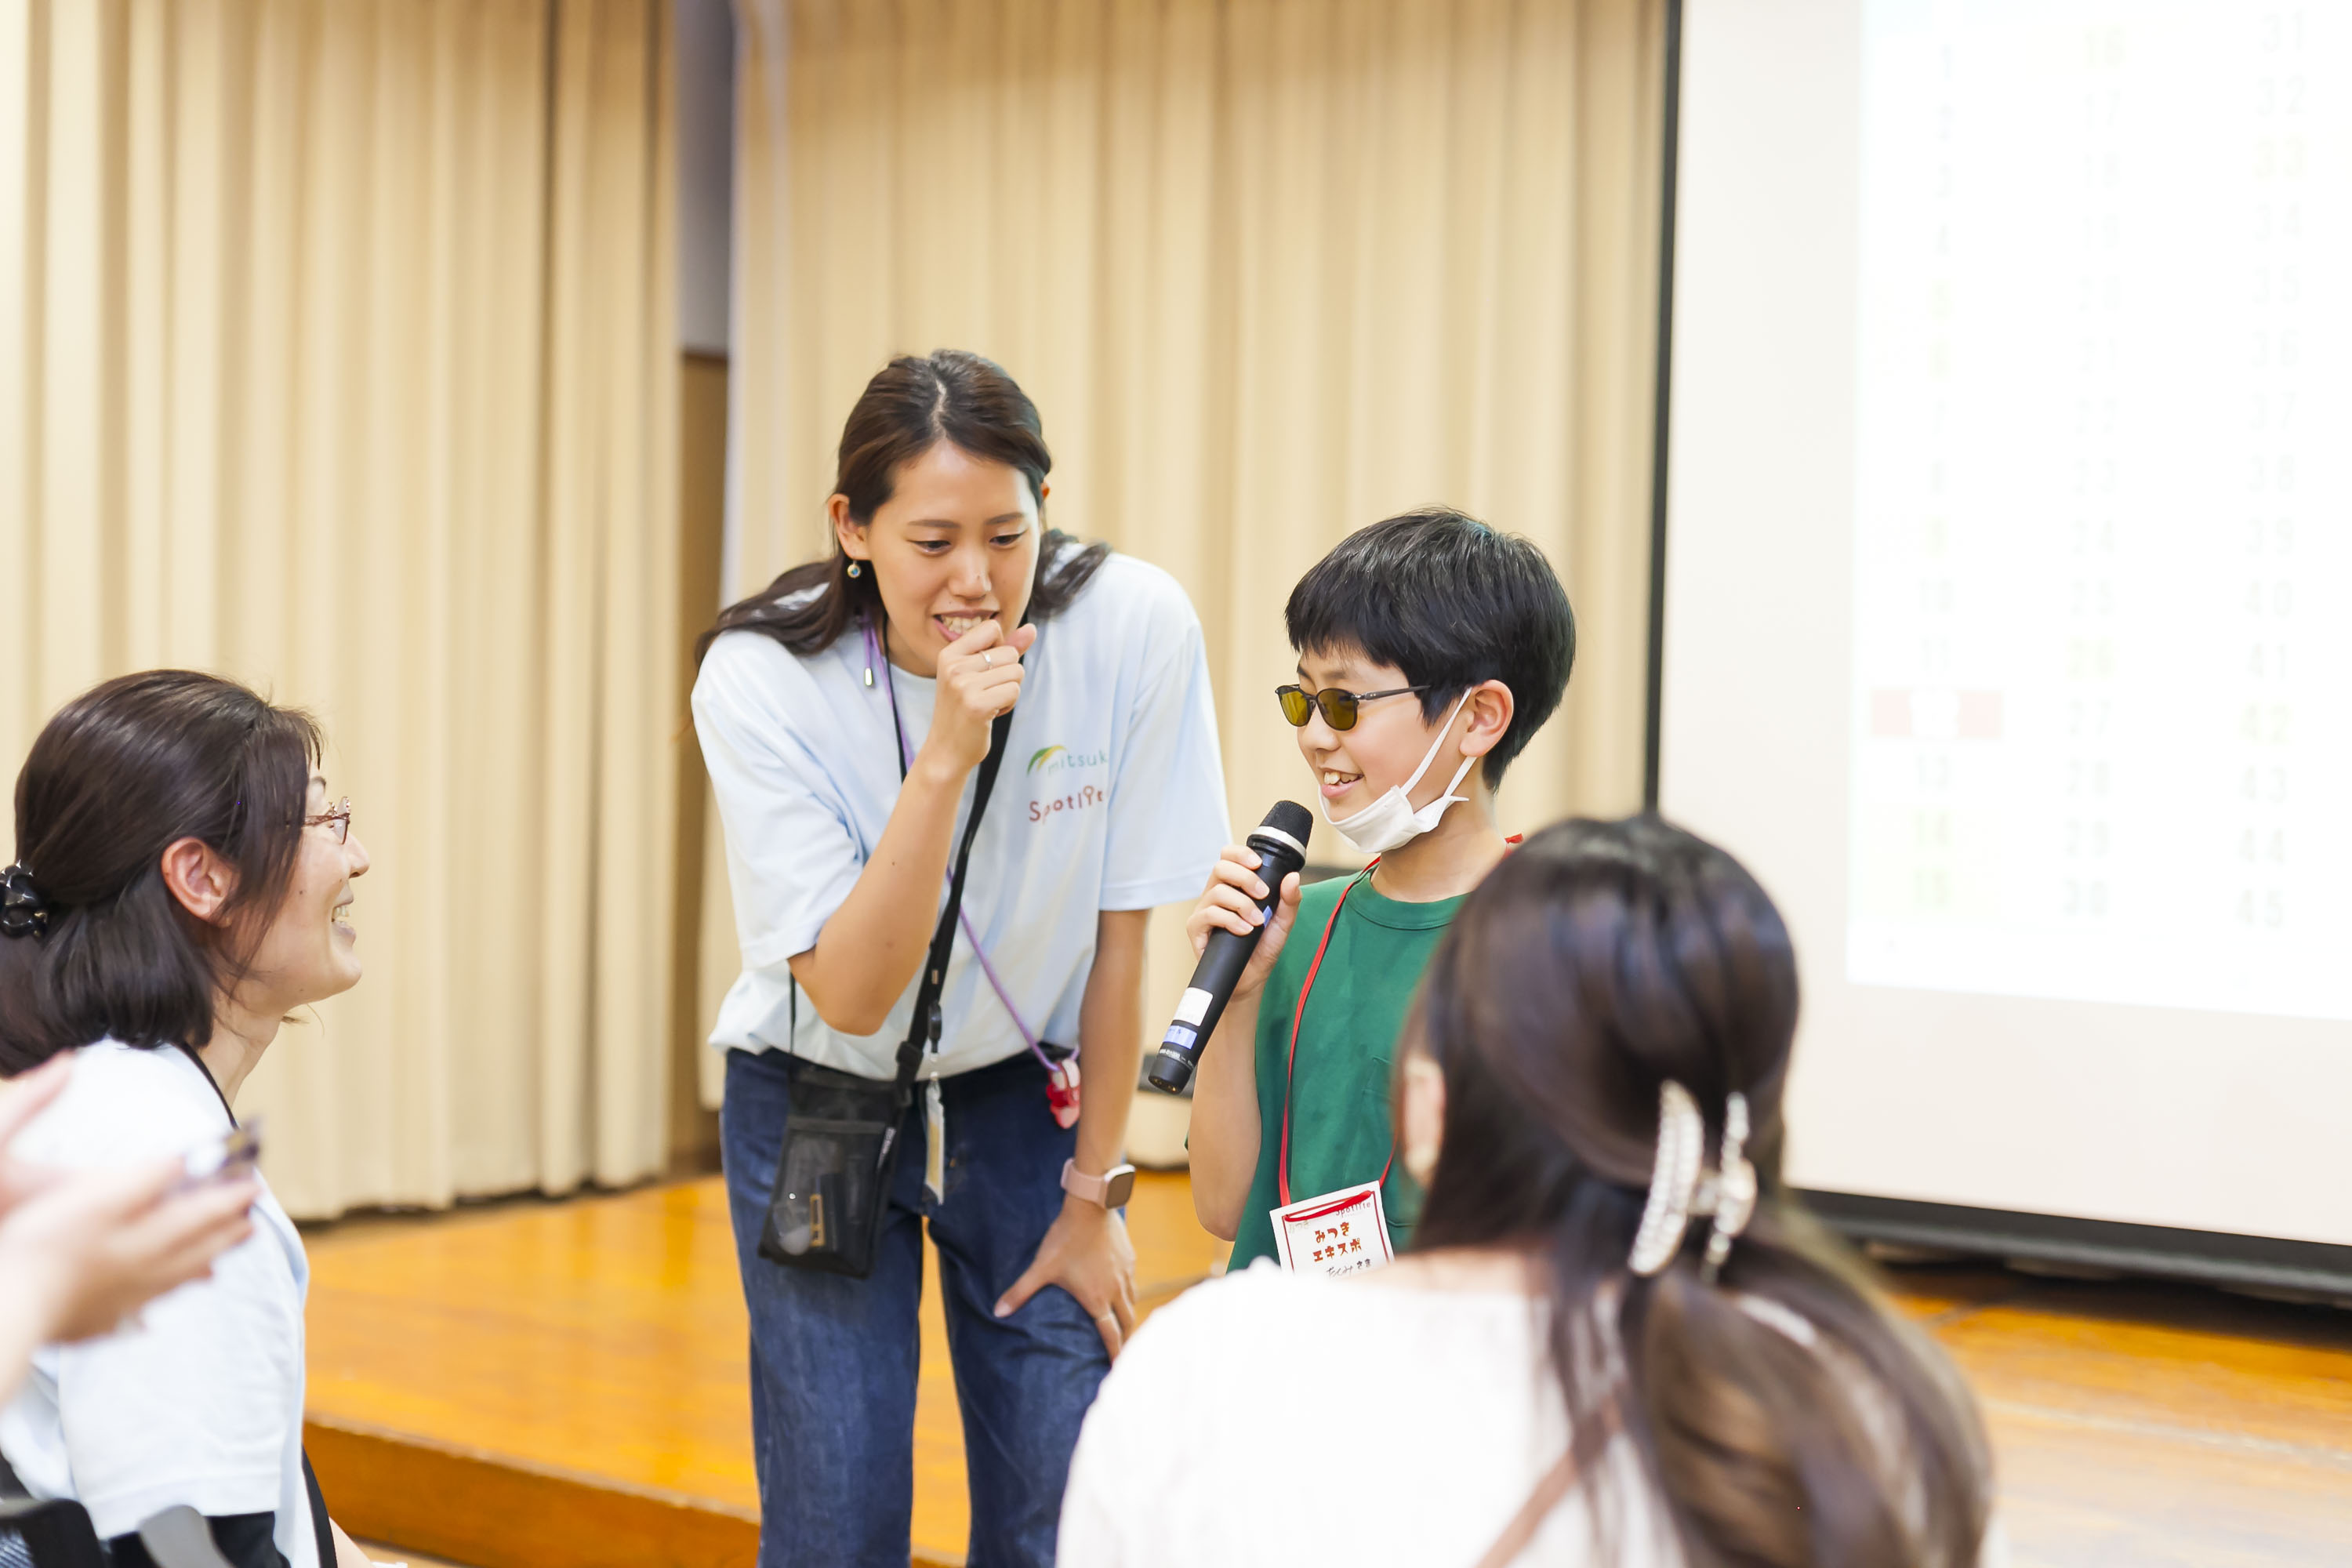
691, 350, 1228, 1566
0, 670, 393, 1568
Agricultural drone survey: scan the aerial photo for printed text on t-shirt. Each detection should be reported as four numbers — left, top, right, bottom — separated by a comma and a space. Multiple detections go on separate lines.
1030, 783, 1106, 824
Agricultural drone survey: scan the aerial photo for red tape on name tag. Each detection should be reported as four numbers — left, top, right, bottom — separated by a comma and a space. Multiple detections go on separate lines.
1270, 1180, 1392, 1276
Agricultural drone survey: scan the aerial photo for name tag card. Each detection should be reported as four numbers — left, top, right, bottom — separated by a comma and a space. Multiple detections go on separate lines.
1270, 1181, 1392, 1276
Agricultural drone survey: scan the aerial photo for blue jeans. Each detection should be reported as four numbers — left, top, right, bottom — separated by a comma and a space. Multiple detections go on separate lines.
720, 1047, 1108, 1568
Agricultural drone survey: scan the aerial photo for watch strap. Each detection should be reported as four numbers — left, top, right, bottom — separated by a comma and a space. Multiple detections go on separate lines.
1061, 1158, 1136, 1207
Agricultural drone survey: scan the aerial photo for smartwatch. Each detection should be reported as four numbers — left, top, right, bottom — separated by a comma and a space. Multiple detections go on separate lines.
1061, 1158, 1138, 1210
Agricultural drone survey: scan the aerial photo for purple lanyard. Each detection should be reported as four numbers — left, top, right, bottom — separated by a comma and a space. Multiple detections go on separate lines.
864, 617, 1054, 1072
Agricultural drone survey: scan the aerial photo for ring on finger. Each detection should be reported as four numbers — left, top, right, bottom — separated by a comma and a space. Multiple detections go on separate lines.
982, 650, 994, 667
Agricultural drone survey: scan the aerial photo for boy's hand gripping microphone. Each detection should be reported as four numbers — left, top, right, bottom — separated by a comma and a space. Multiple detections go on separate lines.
1147, 802, 1313, 1094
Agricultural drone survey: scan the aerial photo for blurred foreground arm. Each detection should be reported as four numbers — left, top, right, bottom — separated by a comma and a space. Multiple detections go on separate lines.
0, 1057, 260, 1403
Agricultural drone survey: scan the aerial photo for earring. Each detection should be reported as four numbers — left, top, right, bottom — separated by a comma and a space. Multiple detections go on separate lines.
847, 561, 862, 579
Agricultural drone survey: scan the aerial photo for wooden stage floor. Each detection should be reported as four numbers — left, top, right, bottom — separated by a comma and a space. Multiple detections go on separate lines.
303, 1174, 2352, 1568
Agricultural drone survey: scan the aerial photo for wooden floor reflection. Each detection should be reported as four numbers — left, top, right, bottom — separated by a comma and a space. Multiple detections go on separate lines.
304, 1172, 1224, 1567
304, 1174, 2352, 1568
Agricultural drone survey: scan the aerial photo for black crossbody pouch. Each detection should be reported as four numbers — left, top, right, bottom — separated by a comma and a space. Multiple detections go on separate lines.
757, 708, 1013, 1279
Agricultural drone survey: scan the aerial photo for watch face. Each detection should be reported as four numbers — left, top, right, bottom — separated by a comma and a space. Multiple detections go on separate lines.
1104, 1167, 1138, 1210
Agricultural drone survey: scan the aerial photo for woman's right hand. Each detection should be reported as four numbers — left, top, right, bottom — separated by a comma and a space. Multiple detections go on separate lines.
1186, 844, 1303, 1001
920, 619, 1040, 773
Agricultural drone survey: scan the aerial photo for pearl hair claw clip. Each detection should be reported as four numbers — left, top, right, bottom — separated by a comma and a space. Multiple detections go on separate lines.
1700, 1092, 1757, 1284
1628, 1081, 1705, 1276
1628, 1080, 1758, 1282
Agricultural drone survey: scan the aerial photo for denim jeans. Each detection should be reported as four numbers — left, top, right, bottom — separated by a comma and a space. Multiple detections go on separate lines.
720, 1047, 1108, 1568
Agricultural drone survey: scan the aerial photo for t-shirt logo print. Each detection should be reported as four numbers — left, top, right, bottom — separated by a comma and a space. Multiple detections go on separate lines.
1026, 742, 1109, 823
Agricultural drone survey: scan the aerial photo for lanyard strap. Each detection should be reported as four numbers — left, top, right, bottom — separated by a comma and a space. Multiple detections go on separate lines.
1276, 866, 1392, 1207
866, 619, 1057, 1076
176, 1041, 238, 1127
1272, 835, 1523, 1207
868, 618, 1014, 1102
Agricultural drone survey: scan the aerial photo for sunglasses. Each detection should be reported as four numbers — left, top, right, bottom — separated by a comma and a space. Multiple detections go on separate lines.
1274, 684, 1427, 731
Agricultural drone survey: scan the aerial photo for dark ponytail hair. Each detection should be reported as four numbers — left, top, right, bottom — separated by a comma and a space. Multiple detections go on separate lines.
696, 349, 1109, 662
1410, 815, 1991, 1567
0, 670, 323, 1074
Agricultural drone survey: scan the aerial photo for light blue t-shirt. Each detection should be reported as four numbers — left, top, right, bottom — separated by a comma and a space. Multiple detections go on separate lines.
692, 550, 1230, 1081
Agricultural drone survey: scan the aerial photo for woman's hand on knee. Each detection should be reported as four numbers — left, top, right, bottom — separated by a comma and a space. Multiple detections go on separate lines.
992, 1200, 1139, 1359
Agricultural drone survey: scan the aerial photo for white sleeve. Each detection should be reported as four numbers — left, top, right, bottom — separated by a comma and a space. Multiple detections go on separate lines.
51, 1232, 305, 1538
1058, 1307, 1191, 1568
692, 636, 868, 971
1054, 1434, 1138, 1567
1099, 571, 1232, 910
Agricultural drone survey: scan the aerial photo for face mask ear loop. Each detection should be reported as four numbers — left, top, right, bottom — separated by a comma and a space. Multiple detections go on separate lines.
1430, 750, 1478, 809
1408, 695, 1480, 822
1397, 691, 1473, 797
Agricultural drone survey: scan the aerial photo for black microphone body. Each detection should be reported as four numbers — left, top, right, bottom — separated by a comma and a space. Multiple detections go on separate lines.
1148, 802, 1313, 1094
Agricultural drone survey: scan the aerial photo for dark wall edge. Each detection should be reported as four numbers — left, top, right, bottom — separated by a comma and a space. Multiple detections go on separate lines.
1802, 1189, 2352, 1299
1642, 0, 1685, 811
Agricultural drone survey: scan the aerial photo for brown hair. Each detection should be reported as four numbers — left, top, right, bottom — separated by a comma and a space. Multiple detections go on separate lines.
696, 349, 1109, 662
1409, 815, 1992, 1566
0, 670, 323, 1073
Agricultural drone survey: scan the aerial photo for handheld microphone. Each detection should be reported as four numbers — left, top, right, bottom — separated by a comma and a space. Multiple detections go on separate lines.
1147, 801, 1313, 1094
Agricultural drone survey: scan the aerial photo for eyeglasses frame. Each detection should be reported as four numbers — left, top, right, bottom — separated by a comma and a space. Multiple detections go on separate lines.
304, 798, 353, 845
1272, 684, 1429, 732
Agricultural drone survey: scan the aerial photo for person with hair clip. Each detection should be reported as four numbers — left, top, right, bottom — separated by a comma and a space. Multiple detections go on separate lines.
1062, 815, 2003, 1568
692, 350, 1228, 1566
0, 671, 397, 1568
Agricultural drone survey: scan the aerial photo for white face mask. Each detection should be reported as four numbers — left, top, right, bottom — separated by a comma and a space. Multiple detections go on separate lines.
1321, 692, 1476, 855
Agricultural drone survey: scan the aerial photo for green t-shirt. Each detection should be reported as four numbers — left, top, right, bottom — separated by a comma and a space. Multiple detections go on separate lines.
1225, 872, 1465, 1271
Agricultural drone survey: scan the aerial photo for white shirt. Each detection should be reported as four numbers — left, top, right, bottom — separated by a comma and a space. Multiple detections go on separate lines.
693, 550, 1230, 1080
0, 1042, 318, 1567
1061, 1263, 1655, 1567
1062, 1263, 2011, 1568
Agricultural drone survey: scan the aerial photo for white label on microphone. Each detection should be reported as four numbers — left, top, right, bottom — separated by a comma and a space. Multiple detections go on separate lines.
1173, 986, 1216, 1027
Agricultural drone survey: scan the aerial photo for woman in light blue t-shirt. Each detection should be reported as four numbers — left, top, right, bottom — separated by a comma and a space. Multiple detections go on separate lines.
691, 350, 1229, 1568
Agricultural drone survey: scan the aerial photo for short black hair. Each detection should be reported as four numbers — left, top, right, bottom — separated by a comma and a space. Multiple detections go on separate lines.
1284, 507, 1575, 789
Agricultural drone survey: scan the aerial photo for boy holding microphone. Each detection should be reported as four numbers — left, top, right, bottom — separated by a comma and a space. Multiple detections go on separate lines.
1185, 508, 1576, 1269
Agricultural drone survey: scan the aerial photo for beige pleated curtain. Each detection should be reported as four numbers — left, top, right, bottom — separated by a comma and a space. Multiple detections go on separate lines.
710, 0, 1666, 1060
2, 0, 683, 1218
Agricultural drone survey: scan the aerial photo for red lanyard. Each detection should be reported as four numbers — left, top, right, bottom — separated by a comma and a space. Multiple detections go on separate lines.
1276, 866, 1384, 1207
1272, 837, 1520, 1207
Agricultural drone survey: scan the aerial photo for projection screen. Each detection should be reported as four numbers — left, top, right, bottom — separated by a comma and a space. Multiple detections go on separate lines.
1657, 0, 2352, 1283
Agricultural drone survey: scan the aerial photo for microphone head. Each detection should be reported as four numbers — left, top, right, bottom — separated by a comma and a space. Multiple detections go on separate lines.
1258, 800, 1313, 844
